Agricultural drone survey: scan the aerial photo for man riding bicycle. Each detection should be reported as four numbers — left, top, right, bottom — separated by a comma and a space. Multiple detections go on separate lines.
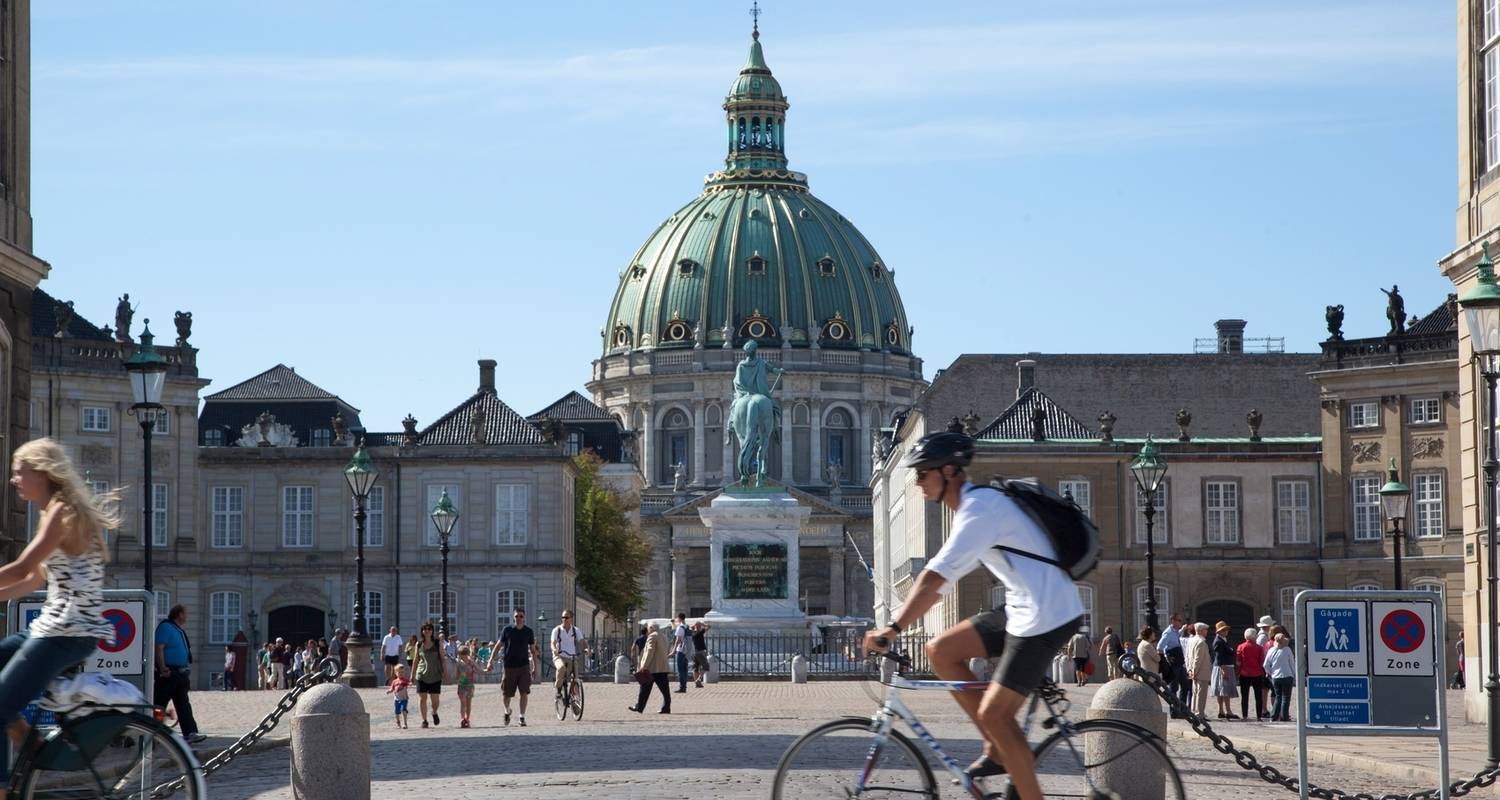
863, 431, 1084, 800
550, 610, 589, 697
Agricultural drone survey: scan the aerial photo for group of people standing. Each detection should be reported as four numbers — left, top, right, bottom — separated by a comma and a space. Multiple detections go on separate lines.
628, 614, 710, 714
1135, 613, 1297, 723
253, 631, 349, 690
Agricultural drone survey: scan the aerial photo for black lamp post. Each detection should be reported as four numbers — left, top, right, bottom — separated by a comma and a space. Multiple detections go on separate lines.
1378, 459, 1412, 589
1461, 241, 1500, 766
429, 490, 459, 640
340, 442, 379, 687
122, 321, 168, 593
1129, 435, 1168, 632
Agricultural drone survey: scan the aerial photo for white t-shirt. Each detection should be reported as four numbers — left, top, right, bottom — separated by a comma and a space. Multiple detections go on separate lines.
382, 633, 403, 657
923, 484, 1085, 637
552, 624, 583, 658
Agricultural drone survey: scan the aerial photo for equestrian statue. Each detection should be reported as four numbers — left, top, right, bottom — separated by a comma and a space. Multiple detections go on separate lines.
725, 340, 784, 487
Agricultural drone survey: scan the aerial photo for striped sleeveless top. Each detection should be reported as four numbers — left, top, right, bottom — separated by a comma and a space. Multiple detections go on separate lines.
29, 512, 110, 639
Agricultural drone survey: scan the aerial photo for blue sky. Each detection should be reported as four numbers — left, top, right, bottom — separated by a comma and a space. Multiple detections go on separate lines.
31, 2, 1455, 430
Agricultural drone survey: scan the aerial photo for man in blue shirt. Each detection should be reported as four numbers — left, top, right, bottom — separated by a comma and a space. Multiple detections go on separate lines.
154, 605, 204, 743
1155, 614, 1189, 717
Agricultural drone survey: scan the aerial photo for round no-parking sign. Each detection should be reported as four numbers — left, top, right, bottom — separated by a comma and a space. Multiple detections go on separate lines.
1380, 609, 1424, 654
1372, 602, 1435, 676
99, 608, 135, 654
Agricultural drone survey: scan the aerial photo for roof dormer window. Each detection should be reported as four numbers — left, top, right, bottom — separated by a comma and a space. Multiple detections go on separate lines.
612, 324, 632, 349
870, 261, 885, 280
664, 313, 691, 342
818, 256, 836, 277
678, 259, 698, 277
629, 264, 646, 280
747, 253, 766, 275
739, 310, 774, 341
885, 322, 901, 347
823, 312, 850, 342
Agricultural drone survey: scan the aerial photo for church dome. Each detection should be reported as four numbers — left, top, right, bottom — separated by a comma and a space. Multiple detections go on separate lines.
602, 29, 913, 356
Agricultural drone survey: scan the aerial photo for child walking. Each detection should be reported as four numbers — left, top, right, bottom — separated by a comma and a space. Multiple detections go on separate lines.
456, 646, 477, 728
387, 664, 411, 729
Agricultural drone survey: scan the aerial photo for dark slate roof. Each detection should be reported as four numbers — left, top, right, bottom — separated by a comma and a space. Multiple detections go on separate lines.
978, 387, 1094, 440
920, 353, 1322, 440
419, 390, 547, 446
206, 364, 342, 402
1405, 295, 1458, 335
31, 288, 111, 341
528, 391, 614, 422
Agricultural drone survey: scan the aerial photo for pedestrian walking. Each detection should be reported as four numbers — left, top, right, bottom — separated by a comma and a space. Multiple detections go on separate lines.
690, 622, 711, 687
404, 634, 419, 672
1185, 622, 1211, 718
671, 613, 692, 693
1236, 627, 1267, 720
384, 627, 408, 684
1263, 633, 1296, 721
1066, 628, 1092, 686
1135, 626, 1161, 675
1210, 621, 1238, 720
485, 608, 539, 727
629, 622, 671, 714
414, 623, 444, 728
455, 645, 477, 728
387, 664, 411, 729
154, 604, 206, 743
223, 645, 237, 691
1098, 626, 1123, 680
269, 639, 287, 689
1455, 632, 1467, 689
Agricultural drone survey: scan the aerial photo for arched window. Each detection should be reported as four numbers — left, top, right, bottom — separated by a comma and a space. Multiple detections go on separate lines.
1279, 584, 1312, 630
426, 590, 457, 633
818, 256, 836, 277
1134, 584, 1171, 635
747, 253, 766, 274
664, 318, 690, 342
659, 408, 692, 485
1411, 578, 1444, 596
824, 407, 857, 483
1351, 582, 1381, 592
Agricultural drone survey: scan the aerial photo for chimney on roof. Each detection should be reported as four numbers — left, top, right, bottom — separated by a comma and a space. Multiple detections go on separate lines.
1016, 359, 1037, 398
478, 359, 497, 393
1215, 320, 1247, 354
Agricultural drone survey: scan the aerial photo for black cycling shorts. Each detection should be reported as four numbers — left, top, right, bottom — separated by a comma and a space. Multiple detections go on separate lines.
970, 611, 1082, 697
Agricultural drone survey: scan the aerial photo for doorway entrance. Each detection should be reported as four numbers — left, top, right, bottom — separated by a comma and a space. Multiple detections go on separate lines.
1193, 599, 1254, 633
268, 605, 326, 648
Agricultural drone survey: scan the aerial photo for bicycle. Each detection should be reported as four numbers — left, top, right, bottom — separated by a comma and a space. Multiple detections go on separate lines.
10, 667, 206, 800
553, 659, 584, 721
772, 652, 1183, 799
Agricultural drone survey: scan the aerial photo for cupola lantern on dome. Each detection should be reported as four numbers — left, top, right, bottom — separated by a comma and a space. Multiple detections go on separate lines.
599, 20, 913, 358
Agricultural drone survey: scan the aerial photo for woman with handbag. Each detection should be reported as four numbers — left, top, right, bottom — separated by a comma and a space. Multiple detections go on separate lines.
629, 622, 671, 714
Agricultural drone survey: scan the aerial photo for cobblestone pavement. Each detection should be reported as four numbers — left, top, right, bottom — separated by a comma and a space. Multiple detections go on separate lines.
188, 680, 1454, 799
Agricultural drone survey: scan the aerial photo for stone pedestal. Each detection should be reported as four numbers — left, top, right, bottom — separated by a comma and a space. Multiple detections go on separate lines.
339, 634, 376, 689
698, 489, 810, 630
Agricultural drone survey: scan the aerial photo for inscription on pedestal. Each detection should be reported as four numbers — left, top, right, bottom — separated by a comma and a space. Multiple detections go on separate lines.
723, 543, 788, 599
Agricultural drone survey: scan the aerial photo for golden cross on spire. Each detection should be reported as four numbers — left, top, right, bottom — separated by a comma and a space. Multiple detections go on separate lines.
750, 0, 761, 39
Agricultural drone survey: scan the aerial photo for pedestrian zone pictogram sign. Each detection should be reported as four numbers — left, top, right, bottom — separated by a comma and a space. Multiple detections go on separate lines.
1294, 590, 1449, 800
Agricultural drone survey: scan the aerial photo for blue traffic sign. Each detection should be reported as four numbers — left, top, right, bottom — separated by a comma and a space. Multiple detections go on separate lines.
1308, 701, 1371, 725
1307, 677, 1369, 701
1313, 607, 1360, 654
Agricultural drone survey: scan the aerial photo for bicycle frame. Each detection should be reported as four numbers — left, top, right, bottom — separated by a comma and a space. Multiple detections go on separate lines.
858, 673, 1074, 799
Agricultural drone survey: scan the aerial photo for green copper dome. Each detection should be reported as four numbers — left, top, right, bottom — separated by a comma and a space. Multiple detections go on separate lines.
602, 31, 912, 356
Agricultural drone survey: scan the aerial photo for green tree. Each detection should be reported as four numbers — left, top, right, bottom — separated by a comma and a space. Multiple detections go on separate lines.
573, 452, 651, 618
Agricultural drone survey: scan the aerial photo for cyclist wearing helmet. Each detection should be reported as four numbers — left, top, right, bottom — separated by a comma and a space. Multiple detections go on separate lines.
863, 431, 1083, 800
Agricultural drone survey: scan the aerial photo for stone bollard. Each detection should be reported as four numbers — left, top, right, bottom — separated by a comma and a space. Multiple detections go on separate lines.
706, 654, 721, 684
290, 683, 369, 800
1086, 679, 1169, 800
790, 655, 809, 683
614, 655, 632, 684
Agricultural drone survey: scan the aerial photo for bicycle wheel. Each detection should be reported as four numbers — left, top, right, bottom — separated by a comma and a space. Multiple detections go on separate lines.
1009, 718, 1185, 800
569, 679, 584, 720
554, 681, 569, 721
772, 717, 936, 800
16, 711, 205, 800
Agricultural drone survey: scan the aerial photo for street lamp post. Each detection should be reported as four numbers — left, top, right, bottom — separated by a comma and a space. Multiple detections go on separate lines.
1460, 241, 1500, 766
1378, 459, 1412, 590
122, 321, 168, 593
429, 490, 459, 640
1129, 436, 1168, 632
340, 442, 379, 687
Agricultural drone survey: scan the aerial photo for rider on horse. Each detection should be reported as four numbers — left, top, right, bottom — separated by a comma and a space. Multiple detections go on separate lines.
727, 340, 784, 485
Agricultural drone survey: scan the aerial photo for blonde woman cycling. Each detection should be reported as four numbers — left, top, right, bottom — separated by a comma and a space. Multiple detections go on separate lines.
0, 439, 120, 791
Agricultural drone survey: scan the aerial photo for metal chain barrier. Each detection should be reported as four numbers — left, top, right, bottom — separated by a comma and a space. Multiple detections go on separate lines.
152, 657, 342, 798
1122, 659, 1500, 800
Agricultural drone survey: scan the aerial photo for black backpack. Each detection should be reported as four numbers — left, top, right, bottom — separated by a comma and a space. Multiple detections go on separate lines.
972, 479, 1101, 580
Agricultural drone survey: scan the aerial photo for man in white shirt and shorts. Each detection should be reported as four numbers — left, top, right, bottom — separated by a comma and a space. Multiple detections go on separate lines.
380, 626, 403, 684
865, 431, 1084, 800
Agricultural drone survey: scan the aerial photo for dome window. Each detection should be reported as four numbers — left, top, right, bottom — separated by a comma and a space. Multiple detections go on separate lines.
885, 322, 901, 348
870, 261, 885, 281
798, 208, 811, 220
629, 264, 646, 281
678, 259, 699, 277
612, 324, 633, 349
739, 310, 775, 341
664, 314, 691, 342
747, 252, 766, 275
823, 312, 851, 342
818, 256, 836, 277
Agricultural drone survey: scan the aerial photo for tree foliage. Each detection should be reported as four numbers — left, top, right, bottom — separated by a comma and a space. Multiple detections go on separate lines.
573, 452, 651, 618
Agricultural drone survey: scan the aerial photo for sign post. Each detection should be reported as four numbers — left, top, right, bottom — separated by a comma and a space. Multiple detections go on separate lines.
1295, 590, 1447, 800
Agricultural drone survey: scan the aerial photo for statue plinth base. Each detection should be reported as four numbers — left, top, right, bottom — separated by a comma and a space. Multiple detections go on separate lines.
699, 490, 809, 626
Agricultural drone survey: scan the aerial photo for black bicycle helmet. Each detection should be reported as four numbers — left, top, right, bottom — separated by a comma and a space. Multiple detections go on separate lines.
898, 431, 975, 470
